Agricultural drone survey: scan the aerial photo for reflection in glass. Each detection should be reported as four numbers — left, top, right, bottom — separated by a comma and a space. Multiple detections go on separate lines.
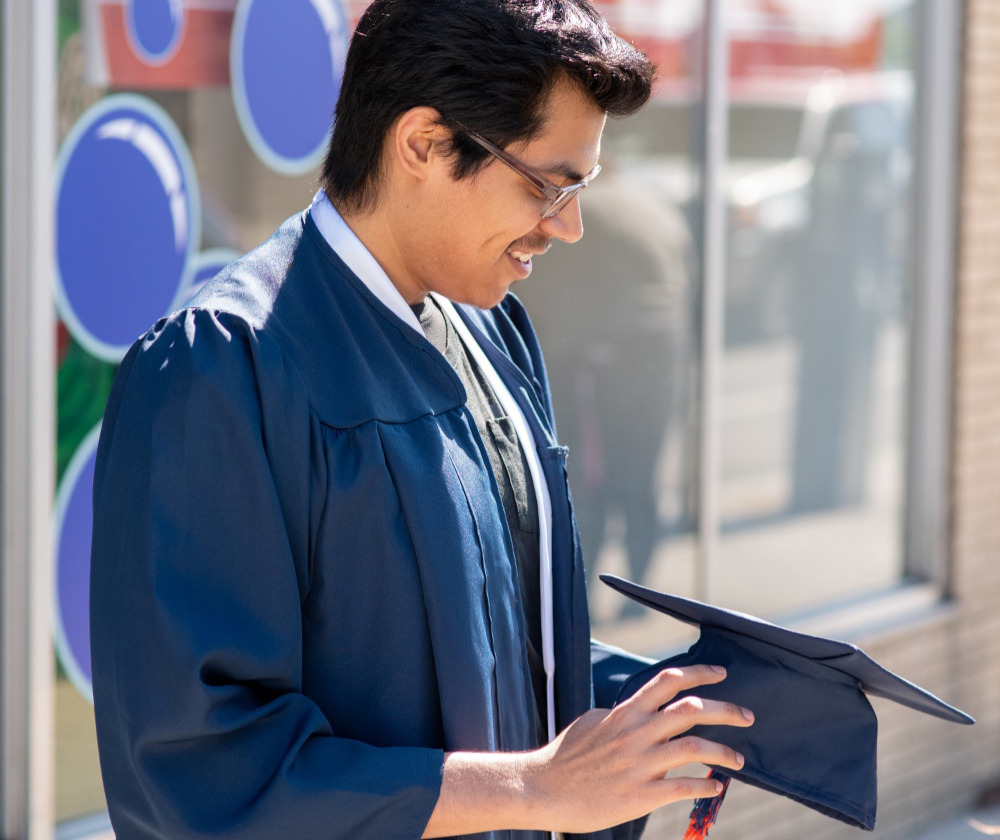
521, 4, 703, 651
54, 0, 321, 824
718, 0, 915, 617
528, 0, 917, 642
56, 673, 105, 822
56, 7, 111, 822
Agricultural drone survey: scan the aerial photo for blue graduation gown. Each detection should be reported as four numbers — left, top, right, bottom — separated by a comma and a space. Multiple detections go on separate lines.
90, 210, 648, 840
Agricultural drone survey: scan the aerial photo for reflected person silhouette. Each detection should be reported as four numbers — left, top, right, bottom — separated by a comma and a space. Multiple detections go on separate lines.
519, 173, 694, 603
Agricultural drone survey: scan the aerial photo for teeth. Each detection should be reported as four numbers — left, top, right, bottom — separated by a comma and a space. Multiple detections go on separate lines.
508, 249, 531, 264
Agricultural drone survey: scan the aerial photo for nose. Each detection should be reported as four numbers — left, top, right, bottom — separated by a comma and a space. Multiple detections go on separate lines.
539, 194, 584, 244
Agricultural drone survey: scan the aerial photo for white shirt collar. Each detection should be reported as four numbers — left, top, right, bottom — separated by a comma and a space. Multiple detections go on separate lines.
308, 190, 423, 335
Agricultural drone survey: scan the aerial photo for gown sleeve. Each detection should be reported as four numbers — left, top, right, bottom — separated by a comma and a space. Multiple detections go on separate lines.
90, 308, 443, 840
590, 640, 656, 709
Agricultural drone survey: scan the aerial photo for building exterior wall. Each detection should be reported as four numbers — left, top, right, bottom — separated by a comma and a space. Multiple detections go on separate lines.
944, 0, 1000, 817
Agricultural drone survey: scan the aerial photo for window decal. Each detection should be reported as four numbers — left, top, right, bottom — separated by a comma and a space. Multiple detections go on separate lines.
230, 0, 348, 174
125, 0, 187, 66
53, 424, 103, 704
54, 94, 201, 362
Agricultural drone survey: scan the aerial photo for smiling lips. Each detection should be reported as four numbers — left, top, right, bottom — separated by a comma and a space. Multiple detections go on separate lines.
507, 247, 534, 265
506, 238, 550, 268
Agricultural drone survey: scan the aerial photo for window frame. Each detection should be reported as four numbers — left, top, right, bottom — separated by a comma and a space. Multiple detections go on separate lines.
903, 0, 964, 589
1, 1, 57, 839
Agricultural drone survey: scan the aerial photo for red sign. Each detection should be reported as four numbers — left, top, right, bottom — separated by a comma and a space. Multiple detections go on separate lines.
85, 0, 236, 89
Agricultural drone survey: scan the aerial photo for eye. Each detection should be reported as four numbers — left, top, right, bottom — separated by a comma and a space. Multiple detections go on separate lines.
527, 181, 547, 199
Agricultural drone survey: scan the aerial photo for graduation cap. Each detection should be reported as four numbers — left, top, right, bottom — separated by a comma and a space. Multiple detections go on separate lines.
600, 574, 974, 837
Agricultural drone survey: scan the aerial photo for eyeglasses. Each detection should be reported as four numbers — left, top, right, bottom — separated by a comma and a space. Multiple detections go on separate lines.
458, 126, 601, 219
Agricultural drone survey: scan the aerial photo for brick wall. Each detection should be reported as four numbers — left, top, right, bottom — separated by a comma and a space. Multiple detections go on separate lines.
641, 2, 1000, 838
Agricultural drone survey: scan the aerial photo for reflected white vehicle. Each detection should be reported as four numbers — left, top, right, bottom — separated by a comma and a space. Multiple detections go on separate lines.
604, 70, 913, 344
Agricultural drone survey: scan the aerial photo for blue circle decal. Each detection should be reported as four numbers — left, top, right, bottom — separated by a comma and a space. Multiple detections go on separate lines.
55, 94, 201, 362
54, 424, 102, 704
231, 0, 349, 174
126, 0, 187, 65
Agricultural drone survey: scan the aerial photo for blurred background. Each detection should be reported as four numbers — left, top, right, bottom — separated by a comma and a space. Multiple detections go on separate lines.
4, 1, 999, 839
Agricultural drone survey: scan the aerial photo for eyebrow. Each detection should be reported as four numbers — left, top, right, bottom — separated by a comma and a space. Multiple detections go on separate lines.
539, 161, 588, 182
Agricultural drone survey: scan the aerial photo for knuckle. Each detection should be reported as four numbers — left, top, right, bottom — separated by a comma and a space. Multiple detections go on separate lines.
673, 735, 702, 758
652, 667, 684, 687
670, 777, 699, 798
674, 696, 704, 717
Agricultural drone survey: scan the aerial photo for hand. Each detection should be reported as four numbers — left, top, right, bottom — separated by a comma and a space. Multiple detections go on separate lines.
422, 665, 753, 837
523, 664, 753, 832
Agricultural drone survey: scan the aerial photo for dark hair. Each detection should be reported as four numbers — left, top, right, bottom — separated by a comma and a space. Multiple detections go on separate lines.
321, 0, 654, 213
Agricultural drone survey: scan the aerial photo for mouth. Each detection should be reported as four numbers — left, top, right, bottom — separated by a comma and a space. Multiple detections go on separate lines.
505, 242, 549, 277
507, 247, 533, 267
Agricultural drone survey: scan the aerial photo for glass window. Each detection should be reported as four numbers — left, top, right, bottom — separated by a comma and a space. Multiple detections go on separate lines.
53, 0, 345, 822
716, 0, 916, 616
527, 0, 920, 649
55, 3, 112, 820
522, 1, 703, 650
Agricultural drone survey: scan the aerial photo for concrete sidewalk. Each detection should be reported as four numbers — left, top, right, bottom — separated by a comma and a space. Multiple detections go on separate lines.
912, 804, 1000, 840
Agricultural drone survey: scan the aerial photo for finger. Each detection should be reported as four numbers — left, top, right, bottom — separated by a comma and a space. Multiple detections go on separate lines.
647, 774, 727, 805
628, 665, 728, 713
652, 735, 745, 777
656, 695, 755, 739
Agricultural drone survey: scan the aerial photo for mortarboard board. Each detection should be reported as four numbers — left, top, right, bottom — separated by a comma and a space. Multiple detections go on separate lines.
600, 574, 975, 836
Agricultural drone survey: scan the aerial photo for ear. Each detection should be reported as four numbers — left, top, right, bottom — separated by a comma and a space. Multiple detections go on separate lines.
391, 106, 450, 183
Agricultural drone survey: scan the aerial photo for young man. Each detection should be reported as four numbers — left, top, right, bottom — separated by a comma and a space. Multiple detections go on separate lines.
90, 1, 753, 838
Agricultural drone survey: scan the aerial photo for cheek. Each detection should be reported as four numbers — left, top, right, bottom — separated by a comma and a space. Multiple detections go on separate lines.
438, 178, 542, 268
465, 175, 539, 244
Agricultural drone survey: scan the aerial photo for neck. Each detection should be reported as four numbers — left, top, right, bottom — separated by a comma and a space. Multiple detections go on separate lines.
332, 195, 427, 305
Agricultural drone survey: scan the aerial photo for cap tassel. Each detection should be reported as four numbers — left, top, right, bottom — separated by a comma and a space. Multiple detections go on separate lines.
682, 770, 730, 840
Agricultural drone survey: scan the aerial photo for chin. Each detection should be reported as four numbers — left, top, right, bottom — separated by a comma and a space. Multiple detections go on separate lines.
452, 286, 511, 311
480, 289, 512, 310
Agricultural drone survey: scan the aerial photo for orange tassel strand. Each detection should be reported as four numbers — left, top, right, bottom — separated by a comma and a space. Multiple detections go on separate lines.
683, 770, 731, 840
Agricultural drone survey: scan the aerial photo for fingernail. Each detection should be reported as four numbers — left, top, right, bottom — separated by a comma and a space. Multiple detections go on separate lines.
711, 665, 726, 675
715, 780, 725, 794
736, 752, 745, 768
742, 707, 754, 722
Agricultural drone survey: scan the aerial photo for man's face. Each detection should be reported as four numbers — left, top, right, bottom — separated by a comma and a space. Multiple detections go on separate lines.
405, 78, 607, 309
